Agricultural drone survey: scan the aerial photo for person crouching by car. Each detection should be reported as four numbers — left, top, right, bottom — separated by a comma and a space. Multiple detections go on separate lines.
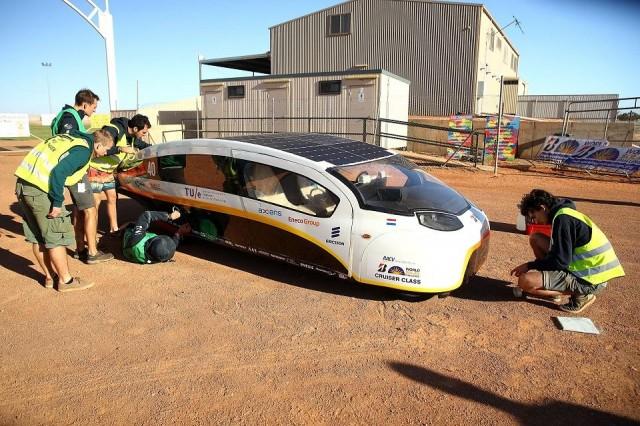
510, 189, 625, 313
122, 209, 190, 264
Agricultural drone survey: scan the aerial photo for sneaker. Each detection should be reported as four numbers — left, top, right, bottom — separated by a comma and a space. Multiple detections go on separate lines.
44, 274, 58, 289
559, 294, 596, 314
86, 250, 114, 264
56, 277, 94, 293
73, 249, 88, 261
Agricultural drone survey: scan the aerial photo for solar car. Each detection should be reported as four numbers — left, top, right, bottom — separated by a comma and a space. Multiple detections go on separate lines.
117, 133, 490, 295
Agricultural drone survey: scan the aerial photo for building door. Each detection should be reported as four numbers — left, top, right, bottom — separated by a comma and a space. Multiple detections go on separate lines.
345, 79, 376, 142
263, 87, 290, 133
204, 87, 224, 138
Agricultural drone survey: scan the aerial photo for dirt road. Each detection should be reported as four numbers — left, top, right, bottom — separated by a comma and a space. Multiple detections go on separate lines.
0, 153, 638, 425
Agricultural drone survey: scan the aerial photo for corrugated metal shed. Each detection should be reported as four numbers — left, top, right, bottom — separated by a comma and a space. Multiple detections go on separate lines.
517, 94, 619, 121
270, 0, 487, 116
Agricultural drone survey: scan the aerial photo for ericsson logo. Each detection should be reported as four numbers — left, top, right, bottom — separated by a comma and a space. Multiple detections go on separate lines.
326, 226, 344, 246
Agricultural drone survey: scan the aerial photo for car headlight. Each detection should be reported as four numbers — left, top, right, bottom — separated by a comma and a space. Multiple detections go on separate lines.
416, 211, 463, 231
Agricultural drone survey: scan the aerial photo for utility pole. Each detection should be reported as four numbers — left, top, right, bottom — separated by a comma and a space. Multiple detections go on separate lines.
41, 62, 53, 113
62, 0, 118, 112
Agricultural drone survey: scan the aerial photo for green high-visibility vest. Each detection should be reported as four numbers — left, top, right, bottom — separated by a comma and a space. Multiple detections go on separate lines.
14, 134, 90, 192
553, 207, 625, 285
122, 226, 157, 264
89, 124, 131, 173
51, 107, 87, 135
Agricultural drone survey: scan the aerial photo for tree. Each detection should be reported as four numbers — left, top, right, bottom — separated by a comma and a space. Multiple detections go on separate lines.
617, 111, 640, 121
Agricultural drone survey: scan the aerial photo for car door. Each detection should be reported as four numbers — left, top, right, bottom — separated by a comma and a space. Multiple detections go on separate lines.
231, 150, 353, 277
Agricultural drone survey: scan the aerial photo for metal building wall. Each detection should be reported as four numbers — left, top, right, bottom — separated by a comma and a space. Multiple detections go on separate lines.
517, 94, 619, 121
270, 0, 481, 117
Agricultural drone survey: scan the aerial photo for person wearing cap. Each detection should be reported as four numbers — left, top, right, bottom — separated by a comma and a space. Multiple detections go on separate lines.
14, 129, 115, 292
51, 89, 113, 264
122, 210, 190, 264
510, 189, 625, 313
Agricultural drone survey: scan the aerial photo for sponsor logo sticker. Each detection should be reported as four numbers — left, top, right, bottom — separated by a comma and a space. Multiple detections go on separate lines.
288, 216, 320, 227
258, 208, 282, 217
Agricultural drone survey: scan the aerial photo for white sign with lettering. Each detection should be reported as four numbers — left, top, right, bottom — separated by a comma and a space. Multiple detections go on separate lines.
0, 113, 30, 137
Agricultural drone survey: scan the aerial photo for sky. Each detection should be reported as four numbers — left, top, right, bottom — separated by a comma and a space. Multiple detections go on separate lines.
1, 0, 638, 115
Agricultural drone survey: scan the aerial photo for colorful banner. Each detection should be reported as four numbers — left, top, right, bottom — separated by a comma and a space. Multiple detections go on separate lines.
537, 136, 609, 163
446, 115, 474, 160
537, 136, 640, 175
564, 146, 640, 175
484, 115, 520, 161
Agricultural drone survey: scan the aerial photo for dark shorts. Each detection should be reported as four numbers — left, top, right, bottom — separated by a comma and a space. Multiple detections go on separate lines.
67, 173, 95, 210
542, 270, 607, 295
16, 180, 75, 248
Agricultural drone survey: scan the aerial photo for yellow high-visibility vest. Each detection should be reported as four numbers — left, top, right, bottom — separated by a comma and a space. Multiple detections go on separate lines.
89, 123, 132, 173
15, 134, 90, 193
553, 207, 625, 285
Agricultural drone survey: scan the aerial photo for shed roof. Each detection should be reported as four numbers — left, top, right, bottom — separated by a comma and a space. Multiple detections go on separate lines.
200, 53, 271, 74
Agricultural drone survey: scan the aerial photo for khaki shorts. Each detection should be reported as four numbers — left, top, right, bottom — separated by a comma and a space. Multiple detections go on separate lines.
16, 180, 75, 248
67, 173, 95, 211
542, 270, 607, 296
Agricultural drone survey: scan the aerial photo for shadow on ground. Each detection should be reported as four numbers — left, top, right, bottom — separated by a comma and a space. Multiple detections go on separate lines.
388, 362, 639, 425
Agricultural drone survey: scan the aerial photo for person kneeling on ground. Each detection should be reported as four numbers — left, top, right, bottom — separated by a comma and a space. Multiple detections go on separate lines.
510, 189, 625, 313
122, 209, 190, 264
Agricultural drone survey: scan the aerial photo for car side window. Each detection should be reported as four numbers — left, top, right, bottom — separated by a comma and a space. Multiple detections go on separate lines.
243, 161, 339, 218
158, 154, 186, 184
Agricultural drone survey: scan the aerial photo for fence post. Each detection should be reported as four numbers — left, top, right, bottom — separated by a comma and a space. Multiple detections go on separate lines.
308, 117, 311, 134
362, 118, 367, 143
376, 118, 382, 147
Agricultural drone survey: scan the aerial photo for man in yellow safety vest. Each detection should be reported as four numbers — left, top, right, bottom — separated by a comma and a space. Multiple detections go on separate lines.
14, 129, 115, 292
510, 189, 625, 313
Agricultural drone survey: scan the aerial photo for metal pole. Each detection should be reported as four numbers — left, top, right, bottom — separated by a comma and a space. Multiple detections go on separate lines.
494, 75, 504, 176
41, 62, 52, 113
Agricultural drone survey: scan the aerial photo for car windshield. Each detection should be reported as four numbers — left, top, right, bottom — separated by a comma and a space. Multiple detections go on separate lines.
330, 155, 469, 215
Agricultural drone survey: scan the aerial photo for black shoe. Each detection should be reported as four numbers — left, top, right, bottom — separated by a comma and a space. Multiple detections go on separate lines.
559, 294, 596, 314
73, 249, 88, 261
86, 250, 114, 264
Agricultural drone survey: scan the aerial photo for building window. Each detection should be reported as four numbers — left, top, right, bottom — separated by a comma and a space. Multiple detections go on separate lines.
489, 29, 495, 51
511, 55, 518, 71
327, 13, 351, 36
496, 37, 502, 51
227, 85, 245, 99
319, 80, 342, 95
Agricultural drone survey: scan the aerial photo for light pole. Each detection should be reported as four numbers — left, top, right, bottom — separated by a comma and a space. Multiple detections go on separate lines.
41, 62, 52, 113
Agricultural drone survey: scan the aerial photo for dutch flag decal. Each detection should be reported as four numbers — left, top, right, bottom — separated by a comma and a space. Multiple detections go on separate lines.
386, 218, 397, 226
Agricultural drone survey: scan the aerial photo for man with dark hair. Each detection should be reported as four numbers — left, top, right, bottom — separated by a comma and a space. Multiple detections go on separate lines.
50, 89, 100, 135
109, 114, 152, 153
510, 189, 625, 313
15, 129, 115, 292
51, 89, 113, 264
122, 209, 190, 264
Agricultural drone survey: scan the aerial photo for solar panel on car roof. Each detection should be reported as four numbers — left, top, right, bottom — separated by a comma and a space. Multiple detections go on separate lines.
224, 133, 392, 165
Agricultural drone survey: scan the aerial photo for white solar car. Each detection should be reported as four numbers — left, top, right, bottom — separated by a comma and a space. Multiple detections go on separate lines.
117, 133, 490, 295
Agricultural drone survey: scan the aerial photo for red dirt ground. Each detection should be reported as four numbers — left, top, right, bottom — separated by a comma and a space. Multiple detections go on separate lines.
0, 153, 638, 425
